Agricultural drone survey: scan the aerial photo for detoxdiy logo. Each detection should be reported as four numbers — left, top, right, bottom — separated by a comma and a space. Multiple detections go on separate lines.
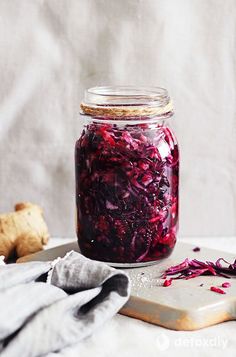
155, 333, 228, 351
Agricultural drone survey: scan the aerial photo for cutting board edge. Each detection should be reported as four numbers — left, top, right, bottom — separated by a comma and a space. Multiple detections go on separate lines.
120, 295, 235, 331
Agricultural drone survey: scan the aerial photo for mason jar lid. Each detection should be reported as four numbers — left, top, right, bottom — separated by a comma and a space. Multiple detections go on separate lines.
80, 86, 173, 119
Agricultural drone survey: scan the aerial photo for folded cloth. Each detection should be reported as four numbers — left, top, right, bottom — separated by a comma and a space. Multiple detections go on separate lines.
0, 251, 130, 357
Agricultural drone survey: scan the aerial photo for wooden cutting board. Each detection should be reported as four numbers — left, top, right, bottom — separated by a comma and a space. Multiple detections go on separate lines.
18, 241, 236, 331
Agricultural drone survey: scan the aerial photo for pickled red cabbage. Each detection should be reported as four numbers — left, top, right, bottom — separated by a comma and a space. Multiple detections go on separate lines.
75, 122, 179, 263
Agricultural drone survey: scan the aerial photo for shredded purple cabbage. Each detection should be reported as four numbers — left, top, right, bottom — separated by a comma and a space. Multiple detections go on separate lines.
163, 258, 236, 279
210, 286, 226, 294
222, 282, 231, 288
75, 122, 179, 263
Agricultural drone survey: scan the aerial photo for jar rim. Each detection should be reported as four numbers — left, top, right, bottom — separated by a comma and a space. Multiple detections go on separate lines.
80, 86, 173, 119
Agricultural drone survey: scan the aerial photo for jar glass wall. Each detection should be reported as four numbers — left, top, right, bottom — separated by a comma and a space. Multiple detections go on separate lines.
75, 86, 179, 267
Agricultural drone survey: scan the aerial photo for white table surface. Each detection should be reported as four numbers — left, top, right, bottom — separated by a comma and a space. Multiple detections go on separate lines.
46, 237, 236, 357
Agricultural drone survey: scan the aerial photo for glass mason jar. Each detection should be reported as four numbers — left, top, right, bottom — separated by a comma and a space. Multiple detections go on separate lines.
75, 86, 179, 267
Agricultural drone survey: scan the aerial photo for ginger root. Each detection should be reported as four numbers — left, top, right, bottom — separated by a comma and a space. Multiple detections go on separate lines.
0, 202, 49, 261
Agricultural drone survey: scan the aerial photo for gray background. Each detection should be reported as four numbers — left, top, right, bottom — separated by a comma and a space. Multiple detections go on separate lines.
0, 0, 235, 238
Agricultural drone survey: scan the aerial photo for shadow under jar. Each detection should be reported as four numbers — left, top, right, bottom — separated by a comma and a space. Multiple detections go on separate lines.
75, 86, 179, 267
